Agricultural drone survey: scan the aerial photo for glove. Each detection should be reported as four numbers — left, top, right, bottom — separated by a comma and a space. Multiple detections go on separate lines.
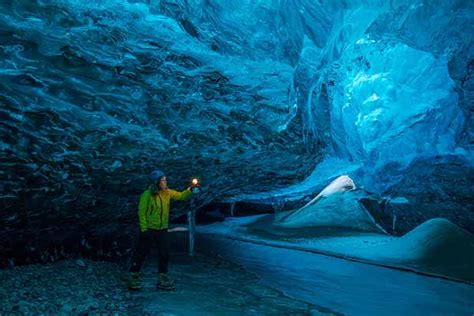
188, 184, 201, 193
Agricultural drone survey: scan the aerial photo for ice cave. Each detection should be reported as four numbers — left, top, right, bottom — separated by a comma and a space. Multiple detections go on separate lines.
1, 0, 473, 315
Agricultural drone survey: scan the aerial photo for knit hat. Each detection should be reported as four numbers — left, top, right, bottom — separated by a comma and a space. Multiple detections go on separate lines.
149, 169, 166, 182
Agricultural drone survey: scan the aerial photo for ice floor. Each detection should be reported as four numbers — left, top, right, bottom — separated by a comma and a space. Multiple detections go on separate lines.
197, 233, 474, 316
198, 215, 474, 283
136, 251, 332, 315
1, 226, 472, 315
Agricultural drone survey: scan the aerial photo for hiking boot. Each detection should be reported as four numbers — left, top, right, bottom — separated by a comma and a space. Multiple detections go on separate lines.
156, 273, 176, 290
127, 272, 142, 290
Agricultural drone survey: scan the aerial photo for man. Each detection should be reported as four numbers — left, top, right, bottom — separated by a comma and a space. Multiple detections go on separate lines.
128, 169, 194, 290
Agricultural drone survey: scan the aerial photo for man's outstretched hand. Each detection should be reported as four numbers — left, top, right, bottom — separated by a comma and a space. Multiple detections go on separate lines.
189, 178, 201, 193
188, 185, 201, 194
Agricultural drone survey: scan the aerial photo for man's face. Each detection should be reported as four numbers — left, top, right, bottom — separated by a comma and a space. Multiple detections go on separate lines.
158, 176, 167, 190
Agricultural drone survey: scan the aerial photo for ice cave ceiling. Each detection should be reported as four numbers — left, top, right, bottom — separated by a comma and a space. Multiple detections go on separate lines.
0, 0, 473, 261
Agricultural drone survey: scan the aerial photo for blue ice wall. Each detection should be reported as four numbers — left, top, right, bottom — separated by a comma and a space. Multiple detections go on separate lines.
286, 0, 473, 232
331, 40, 463, 176
290, 1, 472, 155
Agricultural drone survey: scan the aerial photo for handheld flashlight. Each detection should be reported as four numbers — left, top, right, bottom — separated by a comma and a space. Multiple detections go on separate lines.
190, 178, 201, 193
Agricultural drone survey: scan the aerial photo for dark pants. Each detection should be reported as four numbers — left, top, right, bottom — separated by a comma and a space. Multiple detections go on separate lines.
129, 229, 170, 274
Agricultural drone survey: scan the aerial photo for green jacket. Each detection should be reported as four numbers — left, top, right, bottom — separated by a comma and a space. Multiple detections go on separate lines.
138, 188, 192, 232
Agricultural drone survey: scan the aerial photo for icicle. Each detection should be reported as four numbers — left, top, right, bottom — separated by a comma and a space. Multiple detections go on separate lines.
230, 202, 235, 217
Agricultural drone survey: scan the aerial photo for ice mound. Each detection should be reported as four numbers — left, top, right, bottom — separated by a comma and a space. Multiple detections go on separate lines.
224, 214, 474, 282
363, 218, 474, 282
275, 190, 384, 233
272, 175, 382, 233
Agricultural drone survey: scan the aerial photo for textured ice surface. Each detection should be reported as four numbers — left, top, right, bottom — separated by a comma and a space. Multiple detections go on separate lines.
226, 0, 473, 233
292, 1, 473, 231
332, 41, 463, 165
0, 0, 473, 262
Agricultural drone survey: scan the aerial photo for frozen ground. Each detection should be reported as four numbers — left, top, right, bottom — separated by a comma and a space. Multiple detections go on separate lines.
0, 259, 142, 315
199, 214, 474, 283
0, 250, 332, 315
197, 233, 474, 316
